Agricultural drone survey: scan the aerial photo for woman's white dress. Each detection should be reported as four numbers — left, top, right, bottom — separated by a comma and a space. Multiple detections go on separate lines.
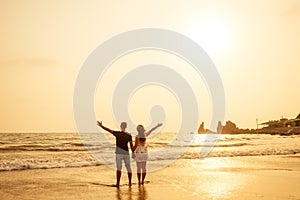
134, 137, 148, 162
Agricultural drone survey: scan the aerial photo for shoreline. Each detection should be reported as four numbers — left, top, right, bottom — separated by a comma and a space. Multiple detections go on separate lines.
1, 152, 300, 173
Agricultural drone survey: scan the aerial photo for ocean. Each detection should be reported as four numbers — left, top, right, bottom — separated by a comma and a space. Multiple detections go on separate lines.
0, 132, 299, 171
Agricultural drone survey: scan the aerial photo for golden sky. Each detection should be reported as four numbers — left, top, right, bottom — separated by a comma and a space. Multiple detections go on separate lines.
0, 0, 299, 132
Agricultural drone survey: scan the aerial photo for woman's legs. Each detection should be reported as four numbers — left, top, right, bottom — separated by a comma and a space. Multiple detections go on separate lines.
136, 162, 142, 185
141, 161, 146, 185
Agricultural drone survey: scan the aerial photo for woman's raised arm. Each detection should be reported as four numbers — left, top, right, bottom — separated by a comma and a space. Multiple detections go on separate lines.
145, 123, 163, 137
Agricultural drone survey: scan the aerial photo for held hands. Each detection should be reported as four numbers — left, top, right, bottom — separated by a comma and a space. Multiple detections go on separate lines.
132, 152, 136, 159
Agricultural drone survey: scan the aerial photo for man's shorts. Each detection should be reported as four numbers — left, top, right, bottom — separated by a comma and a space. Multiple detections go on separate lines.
116, 154, 131, 171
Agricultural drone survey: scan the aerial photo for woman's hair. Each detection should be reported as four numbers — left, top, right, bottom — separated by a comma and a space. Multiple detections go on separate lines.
137, 125, 146, 142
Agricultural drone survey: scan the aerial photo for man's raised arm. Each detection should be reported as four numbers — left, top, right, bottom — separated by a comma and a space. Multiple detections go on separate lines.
97, 121, 114, 134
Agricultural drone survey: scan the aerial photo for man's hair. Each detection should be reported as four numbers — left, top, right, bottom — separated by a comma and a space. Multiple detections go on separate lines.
120, 122, 127, 129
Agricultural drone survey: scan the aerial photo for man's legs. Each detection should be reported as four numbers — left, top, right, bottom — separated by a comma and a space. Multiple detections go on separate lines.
116, 170, 121, 188
127, 170, 132, 186
124, 154, 132, 186
115, 154, 122, 188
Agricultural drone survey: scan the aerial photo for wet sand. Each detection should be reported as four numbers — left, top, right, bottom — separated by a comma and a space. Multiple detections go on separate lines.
1, 155, 300, 200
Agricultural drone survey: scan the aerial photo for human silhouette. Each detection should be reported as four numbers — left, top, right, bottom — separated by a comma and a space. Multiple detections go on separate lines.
97, 121, 134, 188
133, 123, 162, 185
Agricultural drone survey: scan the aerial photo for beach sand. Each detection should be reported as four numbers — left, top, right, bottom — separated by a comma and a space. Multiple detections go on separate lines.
1, 155, 300, 200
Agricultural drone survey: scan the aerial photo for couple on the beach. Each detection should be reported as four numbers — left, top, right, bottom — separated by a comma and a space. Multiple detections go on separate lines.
97, 121, 162, 188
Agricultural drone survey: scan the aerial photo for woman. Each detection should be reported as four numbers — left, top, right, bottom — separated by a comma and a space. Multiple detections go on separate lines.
133, 123, 162, 185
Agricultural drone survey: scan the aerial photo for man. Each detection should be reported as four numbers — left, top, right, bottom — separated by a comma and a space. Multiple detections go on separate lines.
97, 121, 134, 188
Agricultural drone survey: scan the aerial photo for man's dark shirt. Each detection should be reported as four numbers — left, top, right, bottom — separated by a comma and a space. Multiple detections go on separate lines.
112, 131, 132, 155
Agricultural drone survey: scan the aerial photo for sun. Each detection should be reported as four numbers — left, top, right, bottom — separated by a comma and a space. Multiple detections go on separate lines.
185, 16, 231, 56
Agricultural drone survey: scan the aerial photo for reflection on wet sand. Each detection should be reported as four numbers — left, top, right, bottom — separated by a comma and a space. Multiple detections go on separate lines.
138, 186, 147, 200
190, 158, 250, 199
116, 186, 147, 200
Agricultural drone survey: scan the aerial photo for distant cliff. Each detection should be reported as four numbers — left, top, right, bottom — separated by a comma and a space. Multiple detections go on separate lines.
197, 122, 206, 133
197, 113, 300, 135
198, 121, 253, 134
218, 121, 242, 134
